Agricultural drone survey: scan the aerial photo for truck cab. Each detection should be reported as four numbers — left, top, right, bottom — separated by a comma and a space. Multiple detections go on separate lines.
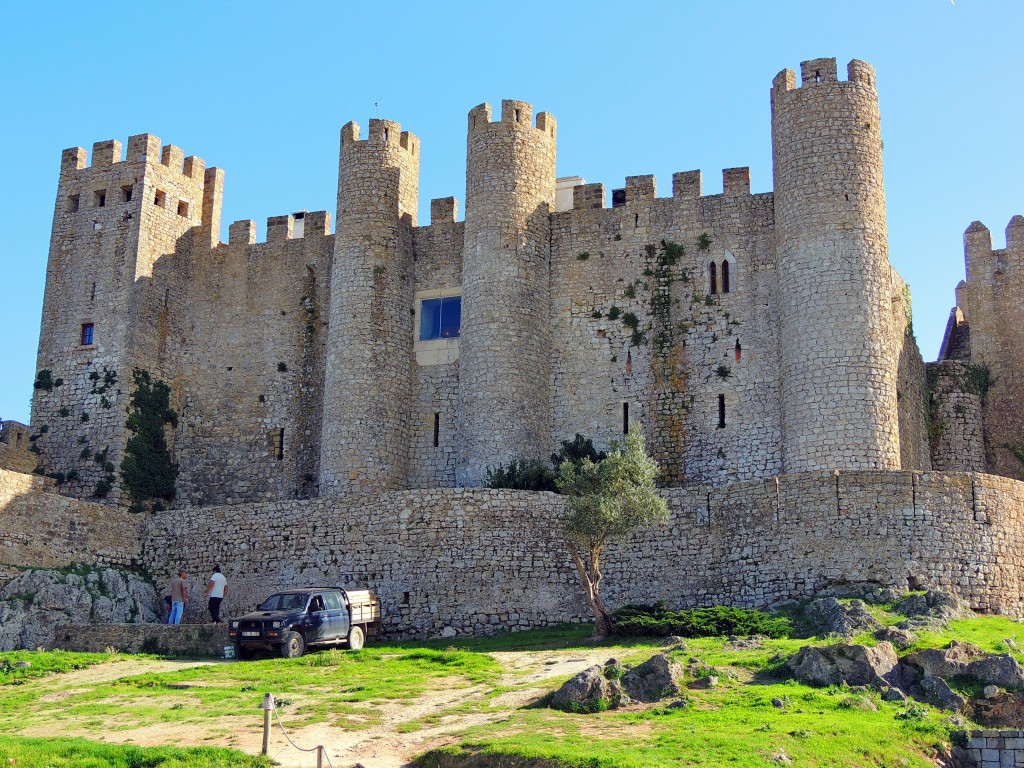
229, 588, 380, 659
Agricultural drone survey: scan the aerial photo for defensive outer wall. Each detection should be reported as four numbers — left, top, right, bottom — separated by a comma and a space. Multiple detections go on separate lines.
4, 466, 1024, 637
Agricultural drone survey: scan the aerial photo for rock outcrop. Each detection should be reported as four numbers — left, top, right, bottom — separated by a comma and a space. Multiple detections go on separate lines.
804, 597, 881, 637
787, 641, 899, 687
550, 659, 630, 713
0, 566, 160, 651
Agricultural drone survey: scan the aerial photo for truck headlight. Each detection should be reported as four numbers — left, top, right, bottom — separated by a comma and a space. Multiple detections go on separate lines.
230, 621, 239, 629
272, 621, 281, 628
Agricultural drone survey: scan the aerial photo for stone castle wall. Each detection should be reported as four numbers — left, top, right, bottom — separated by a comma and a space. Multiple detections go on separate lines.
0, 468, 143, 592
133, 470, 1024, 635
0, 422, 37, 475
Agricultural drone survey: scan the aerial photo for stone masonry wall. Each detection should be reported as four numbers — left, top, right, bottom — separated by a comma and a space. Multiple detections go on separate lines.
135, 470, 1024, 637
0, 422, 37, 474
928, 360, 987, 473
0, 468, 143, 591
550, 176, 782, 486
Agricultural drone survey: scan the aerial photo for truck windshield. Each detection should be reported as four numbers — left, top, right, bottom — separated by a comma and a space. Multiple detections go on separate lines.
258, 593, 308, 611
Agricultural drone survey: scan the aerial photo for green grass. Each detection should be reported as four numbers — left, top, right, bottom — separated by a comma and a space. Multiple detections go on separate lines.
0, 645, 502, 735
0, 735, 271, 767
1, 650, 114, 684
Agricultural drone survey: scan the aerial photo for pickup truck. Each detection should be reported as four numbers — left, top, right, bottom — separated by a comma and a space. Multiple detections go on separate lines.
229, 588, 381, 659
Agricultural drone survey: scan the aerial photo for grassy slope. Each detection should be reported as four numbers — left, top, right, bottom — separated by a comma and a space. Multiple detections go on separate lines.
0, 736, 271, 767
2, 610, 1024, 767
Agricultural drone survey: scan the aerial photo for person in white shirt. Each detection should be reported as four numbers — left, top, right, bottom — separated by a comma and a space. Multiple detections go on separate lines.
205, 565, 228, 623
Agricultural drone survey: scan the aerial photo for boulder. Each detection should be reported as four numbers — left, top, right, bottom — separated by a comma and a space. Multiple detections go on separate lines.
550, 661, 630, 713
872, 626, 918, 650
804, 598, 881, 637
919, 675, 966, 711
621, 653, 686, 703
964, 654, 1024, 690
896, 590, 971, 623
787, 642, 898, 688
901, 641, 983, 680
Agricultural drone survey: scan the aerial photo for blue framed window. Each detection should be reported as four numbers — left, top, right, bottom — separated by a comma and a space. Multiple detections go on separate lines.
80, 323, 94, 346
419, 297, 461, 341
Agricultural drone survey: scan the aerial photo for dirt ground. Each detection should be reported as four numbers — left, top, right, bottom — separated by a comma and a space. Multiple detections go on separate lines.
20, 650, 615, 768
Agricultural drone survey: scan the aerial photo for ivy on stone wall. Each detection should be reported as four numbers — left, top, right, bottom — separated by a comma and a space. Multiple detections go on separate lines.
120, 369, 178, 512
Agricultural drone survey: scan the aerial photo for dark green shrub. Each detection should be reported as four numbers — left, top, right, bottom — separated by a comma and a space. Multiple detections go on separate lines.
612, 603, 791, 639
120, 369, 178, 508
484, 459, 557, 492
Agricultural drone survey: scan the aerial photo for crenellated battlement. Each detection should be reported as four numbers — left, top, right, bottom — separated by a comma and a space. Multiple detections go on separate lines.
569, 167, 759, 211
467, 100, 556, 139
340, 119, 419, 156
59, 133, 208, 190
964, 217, 1024, 280
772, 58, 876, 96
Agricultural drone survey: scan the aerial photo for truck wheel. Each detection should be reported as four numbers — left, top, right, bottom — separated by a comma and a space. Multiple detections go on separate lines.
236, 644, 256, 661
280, 631, 305, 658
348, 625, 364, 650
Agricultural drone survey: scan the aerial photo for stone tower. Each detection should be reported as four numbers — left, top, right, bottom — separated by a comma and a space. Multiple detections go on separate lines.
33, 135, 220, 502
320, 120, 420, 493
771, 58, 901, 472
456, 101, 557, 486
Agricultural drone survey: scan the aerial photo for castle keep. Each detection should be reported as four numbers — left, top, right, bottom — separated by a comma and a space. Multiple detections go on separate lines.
29, 57, 951, 506
5, 57, 1024, 641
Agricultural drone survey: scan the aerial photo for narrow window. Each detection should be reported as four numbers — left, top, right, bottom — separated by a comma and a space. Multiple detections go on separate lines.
121, 185, 133, 202
709, 262, 718, 295
735, 339, 742, 363
721, 260, 730, 293
623, 402, 629, 435
94, 190, 106, 207
90, 282, 96, 302
177, 200, 189, 218
16, 432, 23, 447
634, 212, 639, 228
271, 428, 284, 460
433, 412, 440, 447
815, 69, 822, 83
514, 108, 521, 122
717, 395, 726, 429
67, 194, 80, 212
382, 127, 389, 142
80, 323, 94, 346
153, 189, 165, 208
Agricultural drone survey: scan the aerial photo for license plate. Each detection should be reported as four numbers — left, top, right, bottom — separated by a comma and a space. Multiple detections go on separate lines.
241, 631, 260, 637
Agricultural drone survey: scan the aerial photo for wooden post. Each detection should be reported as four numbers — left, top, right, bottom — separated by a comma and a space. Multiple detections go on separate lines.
260, 693, 274, 755
317, 745, 324, 768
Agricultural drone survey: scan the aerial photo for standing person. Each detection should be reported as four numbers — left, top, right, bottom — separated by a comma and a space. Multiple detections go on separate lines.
168, 570, 188, 625
205, 565, 228, 623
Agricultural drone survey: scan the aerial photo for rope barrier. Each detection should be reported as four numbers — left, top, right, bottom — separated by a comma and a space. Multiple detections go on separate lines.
265, 694, 334, 767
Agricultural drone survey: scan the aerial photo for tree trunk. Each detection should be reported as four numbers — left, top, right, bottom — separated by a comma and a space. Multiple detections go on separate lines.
566, 539, 614, 639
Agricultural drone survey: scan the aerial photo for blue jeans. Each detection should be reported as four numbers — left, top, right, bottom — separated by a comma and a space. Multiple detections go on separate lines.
169, 601, 184, 625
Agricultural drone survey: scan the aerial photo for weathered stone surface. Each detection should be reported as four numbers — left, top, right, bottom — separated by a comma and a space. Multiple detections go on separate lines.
787, 642, 898, 688
621, 653, 686, 703
0, 566, 159, 651
965, 655, 1024, 690
972, 692, 1024, 727
873, 626, 918, 649
919, 675, 966, 711
804, 597, 881, 636
550, 661, 629, 713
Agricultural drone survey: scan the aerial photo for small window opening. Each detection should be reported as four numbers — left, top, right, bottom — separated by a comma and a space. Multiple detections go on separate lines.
419, 296, 462, 341
514, 108, 521, 122
815, 69, 822, 83
735, 339, 742, 363
90, 282, 96, 302
121, 185, 133, 202
94, 190, 106, 207
433, 412, 440, 447
67, 194, 80, 212
709, 262, 718, 294
717, 395, 726, 429
383, 127, 389, 142
80, 323, 94, 346
177, 200, 189, 218
634, 212, 639, 228
721, 260, 730, 293
271, 428, 284, 461
154, 189, 165, 208
622, 402, 629, 435
93, 221, 102, 231
402, 591, 410, 605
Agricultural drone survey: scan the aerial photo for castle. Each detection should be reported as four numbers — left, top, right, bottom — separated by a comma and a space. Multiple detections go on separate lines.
3, 57, 1024, 639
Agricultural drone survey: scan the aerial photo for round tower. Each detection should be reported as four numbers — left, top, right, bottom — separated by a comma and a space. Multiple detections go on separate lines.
320, 119, 419, 494
771, 58, 901, 471
457, 101, 557, 486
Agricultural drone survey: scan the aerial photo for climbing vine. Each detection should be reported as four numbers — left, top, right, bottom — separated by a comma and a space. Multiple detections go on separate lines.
120, 369, 178, 512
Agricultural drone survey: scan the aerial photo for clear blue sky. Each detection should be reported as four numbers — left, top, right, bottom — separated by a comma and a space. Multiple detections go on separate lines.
1, 1, 1021, 425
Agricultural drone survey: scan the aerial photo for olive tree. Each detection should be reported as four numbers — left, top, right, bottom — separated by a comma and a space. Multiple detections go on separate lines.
556, 430, 668, 639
